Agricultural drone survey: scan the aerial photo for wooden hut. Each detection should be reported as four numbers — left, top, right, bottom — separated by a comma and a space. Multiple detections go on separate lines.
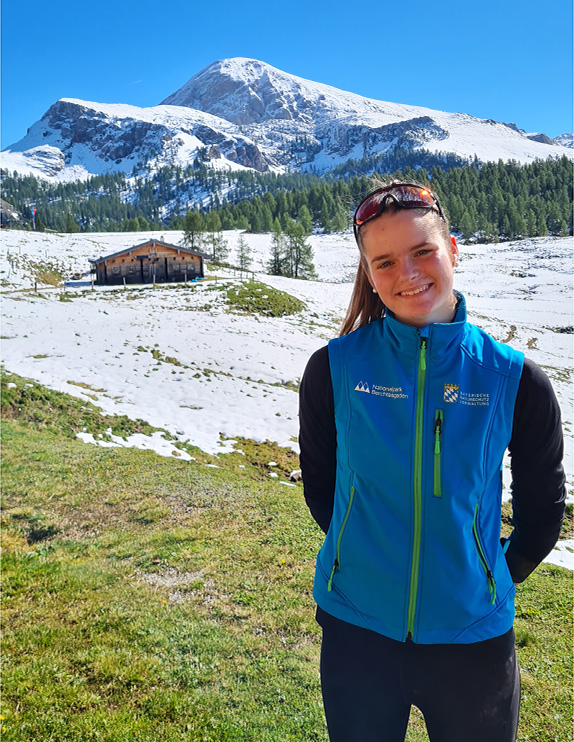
89, 240, 208, 286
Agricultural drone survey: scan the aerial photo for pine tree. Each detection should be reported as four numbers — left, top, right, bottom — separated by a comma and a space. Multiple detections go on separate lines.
65, 211, 80, 233
261, 205, 274, 232
319, 197, 332, 233
298, 205, 313, 235
283, 217, 316, 279
182, 210, 205, 250
204, 211, 228, 264
34, 213, 45, 232
502, 215, 513, 239
251, 208, 263, 233
236, 235, 253, 275
267, 219, 286, 276
459, 211, 476, 241
537, 211, 548, 237
526, 210, 537, 237
331, 205, 348, 233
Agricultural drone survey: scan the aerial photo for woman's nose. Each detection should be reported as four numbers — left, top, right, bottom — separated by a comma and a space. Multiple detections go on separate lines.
398, 258, 418, 280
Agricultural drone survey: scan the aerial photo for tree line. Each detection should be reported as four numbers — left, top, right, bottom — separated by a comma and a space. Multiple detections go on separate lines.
1, 155, 572, 241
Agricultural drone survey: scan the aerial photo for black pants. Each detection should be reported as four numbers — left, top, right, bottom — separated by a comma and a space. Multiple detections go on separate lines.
317, 608, 520, 742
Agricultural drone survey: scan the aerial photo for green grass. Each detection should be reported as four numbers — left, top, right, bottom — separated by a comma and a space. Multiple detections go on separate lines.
225, 281, 305, 317
11, 257, 67, 287
1, 372, 166, 443
1, 373, 572, 741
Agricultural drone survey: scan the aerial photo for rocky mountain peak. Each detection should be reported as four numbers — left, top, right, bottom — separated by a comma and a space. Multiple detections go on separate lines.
160, 57, 338, 126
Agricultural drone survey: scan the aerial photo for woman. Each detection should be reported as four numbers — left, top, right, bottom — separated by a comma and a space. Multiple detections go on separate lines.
299, 183, 566, 742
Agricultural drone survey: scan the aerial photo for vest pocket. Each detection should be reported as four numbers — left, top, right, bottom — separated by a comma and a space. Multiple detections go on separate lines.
433, 409, 443, 497
327, 485, 356, 592
472, 504, 497, 605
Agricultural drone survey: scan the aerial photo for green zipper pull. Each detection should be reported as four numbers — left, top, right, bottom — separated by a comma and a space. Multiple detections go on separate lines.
486, 570, 497, 605
420, 339, 427, 371
433, 410, 443, 497
327, 560, 339, 592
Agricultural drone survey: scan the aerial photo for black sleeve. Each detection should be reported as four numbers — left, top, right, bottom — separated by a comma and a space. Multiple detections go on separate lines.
505, 358, 567, 583
298, 345, 336, 533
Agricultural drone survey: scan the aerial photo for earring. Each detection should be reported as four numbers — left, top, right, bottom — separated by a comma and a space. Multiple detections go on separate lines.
372, 288, 377, 293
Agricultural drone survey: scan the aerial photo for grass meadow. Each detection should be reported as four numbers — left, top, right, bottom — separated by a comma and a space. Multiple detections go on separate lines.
1, 372, 572, 741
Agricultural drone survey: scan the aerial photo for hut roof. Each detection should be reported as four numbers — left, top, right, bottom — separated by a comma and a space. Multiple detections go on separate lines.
89, 240, 209, 264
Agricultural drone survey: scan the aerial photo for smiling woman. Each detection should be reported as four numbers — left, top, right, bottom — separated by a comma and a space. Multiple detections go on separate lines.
298, 181, 567, 742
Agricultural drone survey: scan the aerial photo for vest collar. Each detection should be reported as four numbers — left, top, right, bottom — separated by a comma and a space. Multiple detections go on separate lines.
381, 291, 468, 360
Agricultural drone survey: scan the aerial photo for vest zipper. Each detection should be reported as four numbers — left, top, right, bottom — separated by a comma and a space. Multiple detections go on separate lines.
327, 485, 356, 592
433, 409, 443, 497
472, 504, 497, 605
406, 337, 427, 640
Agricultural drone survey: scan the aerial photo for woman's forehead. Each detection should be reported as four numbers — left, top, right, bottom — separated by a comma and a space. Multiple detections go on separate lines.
361, 209, 446, 248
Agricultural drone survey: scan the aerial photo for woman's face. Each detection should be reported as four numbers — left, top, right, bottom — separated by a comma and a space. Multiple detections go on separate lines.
360, 209, 459, 328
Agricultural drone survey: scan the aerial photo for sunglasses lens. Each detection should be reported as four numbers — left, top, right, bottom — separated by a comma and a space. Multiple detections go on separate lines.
393, 185, 436, 207
354, 185, 438, 226
355, 193, 384, 225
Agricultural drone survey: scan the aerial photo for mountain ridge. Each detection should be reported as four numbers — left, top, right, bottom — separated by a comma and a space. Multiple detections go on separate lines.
2, 57, 572, 182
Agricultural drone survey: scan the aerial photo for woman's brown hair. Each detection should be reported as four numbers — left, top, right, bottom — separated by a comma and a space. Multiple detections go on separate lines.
339, 180, 450, 336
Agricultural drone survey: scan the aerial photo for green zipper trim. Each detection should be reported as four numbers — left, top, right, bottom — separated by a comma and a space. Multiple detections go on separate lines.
433, 409, 443, 497
327, 486, 356, 592
472, 504, 497, 605
407, 338, 427, 639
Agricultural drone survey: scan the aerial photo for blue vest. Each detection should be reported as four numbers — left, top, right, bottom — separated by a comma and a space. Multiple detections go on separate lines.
313, 294, 524, 644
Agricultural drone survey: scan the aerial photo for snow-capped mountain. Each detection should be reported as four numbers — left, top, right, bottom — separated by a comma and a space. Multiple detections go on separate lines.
1, 97, 272, 180
552, 132, 573, 148
2, 57, 572, 181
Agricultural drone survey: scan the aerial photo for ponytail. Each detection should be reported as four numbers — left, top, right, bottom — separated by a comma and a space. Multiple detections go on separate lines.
340, 258, 385, 336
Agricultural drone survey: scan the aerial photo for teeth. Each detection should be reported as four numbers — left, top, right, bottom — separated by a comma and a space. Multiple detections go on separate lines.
400, 284, 429, 296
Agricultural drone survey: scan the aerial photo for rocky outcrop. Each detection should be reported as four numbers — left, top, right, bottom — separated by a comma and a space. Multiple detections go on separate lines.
13, 98, 272, 173
21, 146, 66, 175
527, 132, 554, 145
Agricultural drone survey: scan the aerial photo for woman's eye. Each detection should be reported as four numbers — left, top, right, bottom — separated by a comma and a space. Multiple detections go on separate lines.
378, 261, 392, 269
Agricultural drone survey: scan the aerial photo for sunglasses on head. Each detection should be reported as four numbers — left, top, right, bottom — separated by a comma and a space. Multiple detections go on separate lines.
353, 183, 445, 238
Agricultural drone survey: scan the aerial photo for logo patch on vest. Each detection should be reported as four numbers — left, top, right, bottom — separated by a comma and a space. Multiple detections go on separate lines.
354, 381, 370, 393
444, 384, 459, 403
354, 380, 408, 399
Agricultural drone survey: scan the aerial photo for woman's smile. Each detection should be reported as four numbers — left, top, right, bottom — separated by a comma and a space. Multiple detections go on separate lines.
397, 283, 432, 297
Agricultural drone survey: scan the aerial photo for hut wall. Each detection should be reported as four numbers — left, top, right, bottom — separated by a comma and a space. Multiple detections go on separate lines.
96, 245, 203, 285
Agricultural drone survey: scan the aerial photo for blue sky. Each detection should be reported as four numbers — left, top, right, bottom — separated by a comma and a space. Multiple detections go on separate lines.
1, 0, 572, 149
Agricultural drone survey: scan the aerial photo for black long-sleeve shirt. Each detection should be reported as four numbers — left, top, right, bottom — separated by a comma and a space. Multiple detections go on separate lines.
299, 347, 566, 584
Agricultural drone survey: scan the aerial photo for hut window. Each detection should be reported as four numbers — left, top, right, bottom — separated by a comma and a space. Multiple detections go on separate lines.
112, 266, 120, 274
